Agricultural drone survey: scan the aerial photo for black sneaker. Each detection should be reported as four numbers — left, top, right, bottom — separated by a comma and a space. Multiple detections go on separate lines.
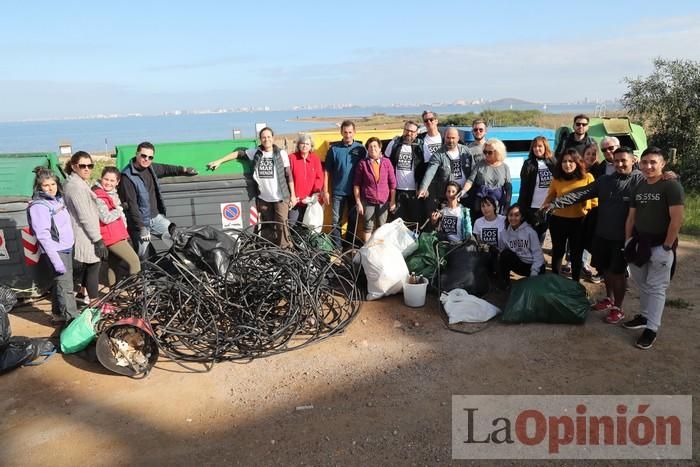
636, 328, 657, 350
623, 314, 647, 329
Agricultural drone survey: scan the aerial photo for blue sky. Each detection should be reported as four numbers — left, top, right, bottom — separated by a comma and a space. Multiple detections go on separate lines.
2, 0, 700, 121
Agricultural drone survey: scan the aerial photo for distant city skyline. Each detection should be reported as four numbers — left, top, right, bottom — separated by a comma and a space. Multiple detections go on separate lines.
5, 96, 622, 123
2, 1, 700, 121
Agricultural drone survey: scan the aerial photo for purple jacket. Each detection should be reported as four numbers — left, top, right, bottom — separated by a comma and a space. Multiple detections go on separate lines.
353, 157, 397, 204
29, 194, 74, 274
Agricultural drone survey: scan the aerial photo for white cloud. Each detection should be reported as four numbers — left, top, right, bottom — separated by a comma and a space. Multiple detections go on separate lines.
263, 15, 700, 104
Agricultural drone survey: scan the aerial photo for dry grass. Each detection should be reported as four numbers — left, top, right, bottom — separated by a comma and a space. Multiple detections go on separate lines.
298, 109, 630, 131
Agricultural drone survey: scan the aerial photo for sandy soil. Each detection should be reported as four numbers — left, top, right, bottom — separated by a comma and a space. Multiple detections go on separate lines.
1, 239, 699, 466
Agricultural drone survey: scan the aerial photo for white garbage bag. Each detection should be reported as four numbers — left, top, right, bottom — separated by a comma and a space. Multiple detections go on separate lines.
360, 241, 409, 301
440, 288, 501, 324
302, 194, 324, 233
366, 218, 417, 257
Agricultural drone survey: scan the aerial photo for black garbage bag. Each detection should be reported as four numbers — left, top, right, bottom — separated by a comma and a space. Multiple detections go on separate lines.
501, 274, 589, 324
1, 304, 10, 348
0, 285, 17, 312
171, 225, 236, 276
439, 239, 491, 297
0, 336, 56, 374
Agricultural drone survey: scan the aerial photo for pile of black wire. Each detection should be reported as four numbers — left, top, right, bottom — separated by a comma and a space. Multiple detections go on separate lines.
94, 224, 361, 370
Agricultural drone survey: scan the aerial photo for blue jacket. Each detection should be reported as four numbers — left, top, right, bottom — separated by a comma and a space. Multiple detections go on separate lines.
119, 158, 183, 231
324, 141, 366, 196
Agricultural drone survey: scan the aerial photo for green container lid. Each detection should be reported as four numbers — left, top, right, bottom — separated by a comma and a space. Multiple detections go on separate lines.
115, 139, 258, 176
0, 152, 63, 198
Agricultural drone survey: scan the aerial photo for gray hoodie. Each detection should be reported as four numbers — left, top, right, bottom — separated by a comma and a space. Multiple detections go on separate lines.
499, 221, 545, 275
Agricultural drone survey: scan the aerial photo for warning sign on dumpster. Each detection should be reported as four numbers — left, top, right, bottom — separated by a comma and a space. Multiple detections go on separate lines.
220, 203, 243, 230
0, 229, 9, 260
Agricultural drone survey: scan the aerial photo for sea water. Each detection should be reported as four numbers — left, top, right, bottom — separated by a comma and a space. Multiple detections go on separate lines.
0, 103, 617, 153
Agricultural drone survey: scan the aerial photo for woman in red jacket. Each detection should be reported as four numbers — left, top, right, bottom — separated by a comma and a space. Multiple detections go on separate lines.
288, 134, 324, 226
92, 167, 141, 285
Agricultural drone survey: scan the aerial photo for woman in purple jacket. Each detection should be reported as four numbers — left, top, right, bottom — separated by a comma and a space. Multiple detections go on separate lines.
353, 137, 397, 243
27, 168, 78, 323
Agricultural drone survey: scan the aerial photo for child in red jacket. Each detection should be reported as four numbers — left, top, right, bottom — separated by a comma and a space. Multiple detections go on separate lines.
92, 167, 141, 285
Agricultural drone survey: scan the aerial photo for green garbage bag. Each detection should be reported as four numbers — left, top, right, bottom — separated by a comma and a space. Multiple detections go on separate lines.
291, 225, 334, 252
308, 231, 335, 252
501, 274, 589, 324
405, 232, 447, 282
60, 307, 101, 354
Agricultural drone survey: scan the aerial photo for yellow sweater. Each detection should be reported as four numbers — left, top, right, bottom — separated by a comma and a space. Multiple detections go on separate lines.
545, 173, 595, 218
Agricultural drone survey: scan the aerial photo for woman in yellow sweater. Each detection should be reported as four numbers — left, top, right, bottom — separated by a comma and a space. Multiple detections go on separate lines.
542, 148, 594, 282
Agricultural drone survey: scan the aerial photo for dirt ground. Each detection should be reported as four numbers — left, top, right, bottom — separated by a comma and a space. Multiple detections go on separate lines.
1, 239, 699, 466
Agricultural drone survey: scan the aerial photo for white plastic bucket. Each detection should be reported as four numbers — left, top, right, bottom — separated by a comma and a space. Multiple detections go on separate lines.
403, 277, 428, 307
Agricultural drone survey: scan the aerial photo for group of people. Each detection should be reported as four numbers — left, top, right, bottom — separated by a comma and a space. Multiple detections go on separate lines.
206, 115, 503, 250
29, 144, 197, 324
520, 114, 684, 349
29, 113, 685, 350
205, 113, 684, 350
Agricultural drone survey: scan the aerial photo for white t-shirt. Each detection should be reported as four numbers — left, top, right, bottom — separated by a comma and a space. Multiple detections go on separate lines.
530, 160, 552, 208
447, 148, 466, 187
473, 215, 506, 247
423, 133, 442, 162
440, 206, 463, 242
392, 143, 416, 190
245, 147, 290, 202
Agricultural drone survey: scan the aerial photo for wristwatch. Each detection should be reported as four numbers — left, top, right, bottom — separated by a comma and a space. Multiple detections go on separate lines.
662, 244, 672, 251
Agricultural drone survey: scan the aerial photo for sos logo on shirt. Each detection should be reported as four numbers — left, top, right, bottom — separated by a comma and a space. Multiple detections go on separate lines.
397, 148, 413, 171
481, 228, 499, 246
538, 168, 552, 188
258, 157, 274, 179
442, 215, 458, 234
428, 143, 441, 156
450, 159, 462, 178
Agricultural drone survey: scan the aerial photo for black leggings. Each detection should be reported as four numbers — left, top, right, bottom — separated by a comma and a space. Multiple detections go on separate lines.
524, 207, 549, 245
549, 215, 585, 281
73, 260, 101, 300
497, 249, 545, 285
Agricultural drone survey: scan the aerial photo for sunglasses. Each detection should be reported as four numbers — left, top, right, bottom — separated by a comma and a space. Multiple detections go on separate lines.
473, 128, 486, 132
139, 153, 155, 160
77, 163, 94, 169
574, 122, 588, 127
423, 117, 436, 123
483, 150, 496, 156
602, 146, 616, 152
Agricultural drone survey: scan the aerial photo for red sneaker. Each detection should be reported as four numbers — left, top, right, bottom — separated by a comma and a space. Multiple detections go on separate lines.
604, 306, 625, 324
592, 297, 614, 311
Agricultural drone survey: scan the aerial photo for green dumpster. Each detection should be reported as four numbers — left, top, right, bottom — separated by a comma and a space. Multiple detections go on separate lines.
115, 139, 258, 175
115, 139, 262, 251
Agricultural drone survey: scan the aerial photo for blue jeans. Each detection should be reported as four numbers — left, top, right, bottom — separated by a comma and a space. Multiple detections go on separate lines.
330, 195, 357, 249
